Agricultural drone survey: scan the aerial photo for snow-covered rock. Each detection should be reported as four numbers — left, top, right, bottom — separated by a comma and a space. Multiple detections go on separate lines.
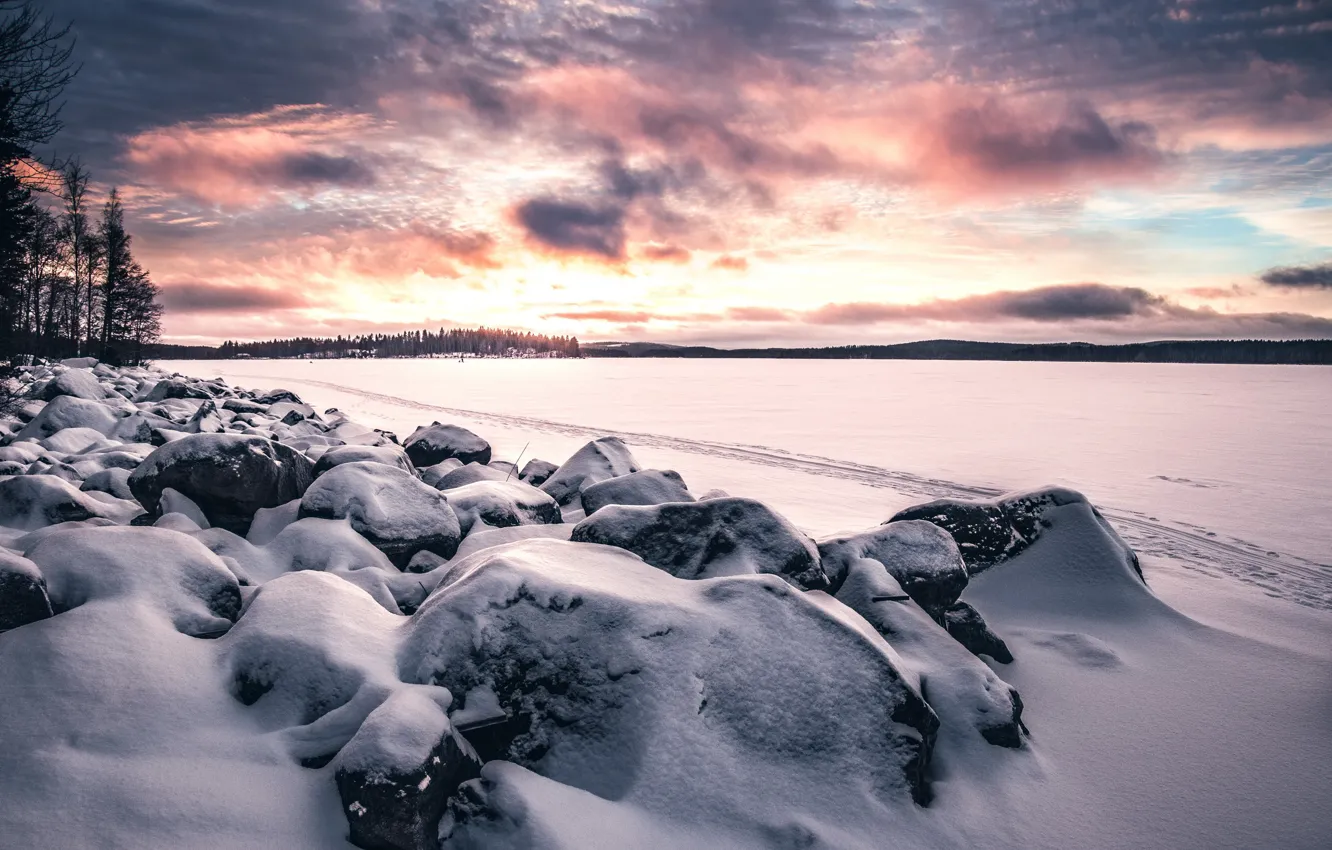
334, 690, 482, 850
831, 558, 1025, 749
404, 423, 492, 467
432, 462, 508, 491
15, 394, 121, 441
129, 433, 316, 534
517, 458, 557, 487
819, 520, 970, 618
312, 444, 415, 478
540, 437, 640, 507
891, 487, 1143, 579
39, 368, 108, 401
580, 468, 693, 514
79, 467, 135, 500
441, 480, 562, 535
943, 601, 1013, 663
26, 526, 241, 637
402, 538, 939, 840
571, 497, 829, 589
298, 461, 462, 566
0, 475, 118, 530
0, 550, 51, 632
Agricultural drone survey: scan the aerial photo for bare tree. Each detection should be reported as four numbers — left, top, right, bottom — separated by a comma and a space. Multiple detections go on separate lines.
0, 1, 76, 191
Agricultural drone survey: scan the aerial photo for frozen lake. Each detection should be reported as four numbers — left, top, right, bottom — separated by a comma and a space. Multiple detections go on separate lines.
163, 358, 1332, 609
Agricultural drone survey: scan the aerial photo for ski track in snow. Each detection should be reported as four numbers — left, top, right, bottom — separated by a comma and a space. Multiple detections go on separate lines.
235, 374, 1332, 612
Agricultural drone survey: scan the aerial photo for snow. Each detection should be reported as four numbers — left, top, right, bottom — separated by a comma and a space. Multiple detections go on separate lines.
1, 358, 1328, 850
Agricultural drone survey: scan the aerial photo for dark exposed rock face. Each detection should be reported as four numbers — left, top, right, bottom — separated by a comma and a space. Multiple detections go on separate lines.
403, 423, 492, 468
571, 497, 829, 590
334, 693, 483, 850
221, 398, 267, 415
891, 487, 1143, 580
256, 389, 302, 405
517, 458, 557, 487
580, 469, 693, 515
298, 461, 462, 566
819, 520, 970, 618
0, 551, 52, 632
143, 378, 214, 401
128, 434, 316, 535
943, 601, 1013, 664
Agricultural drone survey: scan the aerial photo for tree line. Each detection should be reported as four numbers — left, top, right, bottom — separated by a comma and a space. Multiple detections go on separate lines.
200, 327, 581, 359
0, 2, 162, 365
584, 338, 1332, 365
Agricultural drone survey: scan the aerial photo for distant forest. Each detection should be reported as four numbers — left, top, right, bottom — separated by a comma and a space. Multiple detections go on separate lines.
583, 339, 1332, 365
154, 327, 582, 359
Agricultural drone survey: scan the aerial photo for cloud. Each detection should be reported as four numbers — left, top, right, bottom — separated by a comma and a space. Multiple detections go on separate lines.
1260, 262, 1332, 289
158, 281, 311, 313
124, 108, 381, 206
513, 198, 628, 260
546, 309, 659, 323
711, 254, 750, 271
805, 283, 1174, 325
641, 244, 693, 263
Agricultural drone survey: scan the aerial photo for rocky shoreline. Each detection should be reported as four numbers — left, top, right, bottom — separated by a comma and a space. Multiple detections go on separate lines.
0, 358, 1149, 850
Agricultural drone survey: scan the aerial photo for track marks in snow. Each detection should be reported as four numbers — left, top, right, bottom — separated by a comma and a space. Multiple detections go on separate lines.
231, 374, 1332, 612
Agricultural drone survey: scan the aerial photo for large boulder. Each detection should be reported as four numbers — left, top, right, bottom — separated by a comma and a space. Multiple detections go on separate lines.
517, 458, 557, 487
0, 551, 52, 632
819, 520, 970, 618
25, 526, 242, 637
128, 434, 316, 535
432, 462, 507, 491
334, 691, 482, 850
141, 377, 214, 402
15, 395, 121, 441
891, 487, 1143, 579
313, 444, 416, 478
571, 497, 829, 590
39, 369, 107, 401
298, 461, 462, 566
403, 423, 491, 468
580, 469, 693, 515
442, 480, 562, 535
403, 539, 939, 839
540, 437, 639, 507
0, 476, 113, 530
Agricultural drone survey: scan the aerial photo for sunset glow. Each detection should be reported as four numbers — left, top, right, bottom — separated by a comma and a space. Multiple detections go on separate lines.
44, 0, 1332, 345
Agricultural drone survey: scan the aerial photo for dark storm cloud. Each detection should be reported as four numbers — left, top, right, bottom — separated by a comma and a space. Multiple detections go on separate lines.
926, 0, 1332, 125
805, 283, 1174, 324
1260, 262, 1332, 289
514, 198, 627, 259
942, 101, 1163, 175
41, 0, 389, 160
158, 281, 310, 313
277, 152, 377, 188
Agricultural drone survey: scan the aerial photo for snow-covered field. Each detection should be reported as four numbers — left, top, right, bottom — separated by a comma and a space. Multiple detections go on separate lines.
167, 358, 1332, 609
2, 357, 1329, 850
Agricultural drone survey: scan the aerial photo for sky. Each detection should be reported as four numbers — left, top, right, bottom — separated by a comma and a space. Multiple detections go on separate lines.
36, 0, 1332, 346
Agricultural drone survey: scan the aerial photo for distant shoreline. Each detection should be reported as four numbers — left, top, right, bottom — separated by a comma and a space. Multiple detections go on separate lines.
148, 337, 1332, 365
580, 338, 1332, 365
